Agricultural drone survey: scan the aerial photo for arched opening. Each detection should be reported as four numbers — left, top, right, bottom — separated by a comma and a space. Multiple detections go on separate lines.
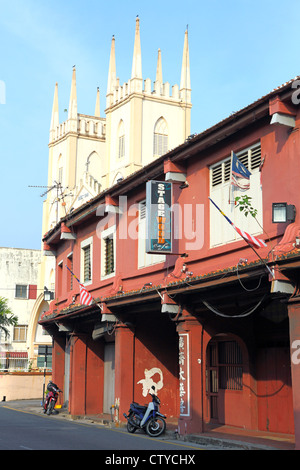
153, 117, 168, 157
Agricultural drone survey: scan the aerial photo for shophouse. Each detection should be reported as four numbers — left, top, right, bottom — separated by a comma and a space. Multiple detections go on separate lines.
40, 76, 300, 449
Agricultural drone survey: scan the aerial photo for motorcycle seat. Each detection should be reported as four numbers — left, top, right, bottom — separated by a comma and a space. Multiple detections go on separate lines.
132, 402, 147, 410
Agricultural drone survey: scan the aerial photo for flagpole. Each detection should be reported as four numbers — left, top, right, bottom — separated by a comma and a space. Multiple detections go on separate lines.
208, 197, 274, 278
65, 264, 83, 286
229, 151, 233, 205
65, 264, 102, 309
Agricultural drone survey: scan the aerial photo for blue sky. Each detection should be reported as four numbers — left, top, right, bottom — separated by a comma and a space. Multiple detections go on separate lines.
0, 0, 299, 250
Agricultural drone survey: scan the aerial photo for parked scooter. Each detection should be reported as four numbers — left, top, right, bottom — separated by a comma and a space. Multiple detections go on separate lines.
43, 381, 62, 415
123, 386, 166, 437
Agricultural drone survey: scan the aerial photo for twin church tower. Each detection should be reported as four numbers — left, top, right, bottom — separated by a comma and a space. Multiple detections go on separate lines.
45, 17, 191, 232
28, 17, 191, 360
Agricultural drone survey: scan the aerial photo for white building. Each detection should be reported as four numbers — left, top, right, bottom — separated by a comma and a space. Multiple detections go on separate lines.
0, 247, 50, 370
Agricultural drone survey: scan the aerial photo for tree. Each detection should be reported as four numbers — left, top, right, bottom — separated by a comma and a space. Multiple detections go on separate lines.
0, 297, 18, 340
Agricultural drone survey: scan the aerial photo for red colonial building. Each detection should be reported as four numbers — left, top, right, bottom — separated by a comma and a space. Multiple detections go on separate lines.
40, 77, 300, 449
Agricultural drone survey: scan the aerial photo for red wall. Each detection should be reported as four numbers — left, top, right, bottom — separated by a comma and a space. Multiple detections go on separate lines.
48, 98, 300, 438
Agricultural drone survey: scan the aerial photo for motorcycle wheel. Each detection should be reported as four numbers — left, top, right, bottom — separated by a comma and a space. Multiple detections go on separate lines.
46, 400, 55, 415
127, 421, 137, 433
145, 417, 166, 437
126, 412, 137, 433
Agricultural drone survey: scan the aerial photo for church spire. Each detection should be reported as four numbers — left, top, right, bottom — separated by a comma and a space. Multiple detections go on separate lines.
180, 28, 191, 101
68, 66, 77, 120
106, 35, 116, 106
156, 48, 163, 83
50, 82, 59, 132
131, 16, 142, 79
95, 87, 100, 117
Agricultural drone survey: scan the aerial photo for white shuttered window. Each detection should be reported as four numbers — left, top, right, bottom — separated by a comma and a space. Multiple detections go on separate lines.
210, 143, 263, 248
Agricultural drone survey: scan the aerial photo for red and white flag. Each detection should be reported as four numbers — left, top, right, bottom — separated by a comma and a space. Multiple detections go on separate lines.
232, 223, 267, 249
79, 284, 93, 306
209, 198, 267, 249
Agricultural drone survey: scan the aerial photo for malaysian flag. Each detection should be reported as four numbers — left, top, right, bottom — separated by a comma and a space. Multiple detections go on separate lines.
231, 152, 251, 190
79, 284, 93, 306
231, 223, 267, 249
209, 197, 267, 249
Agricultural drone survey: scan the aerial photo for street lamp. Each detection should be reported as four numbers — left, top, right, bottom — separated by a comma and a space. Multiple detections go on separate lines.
272, 203, 296, 223
44, 287, 54, 301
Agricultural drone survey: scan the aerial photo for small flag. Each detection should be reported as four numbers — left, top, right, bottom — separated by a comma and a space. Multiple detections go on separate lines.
79, 284, 93, 306
209, 197, 266, 249
231, 152, 251, 190
232, 224, 267, 249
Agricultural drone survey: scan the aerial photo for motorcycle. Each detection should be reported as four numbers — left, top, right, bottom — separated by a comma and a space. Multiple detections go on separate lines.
43, 381, 62, 416
123, 386, 166, 437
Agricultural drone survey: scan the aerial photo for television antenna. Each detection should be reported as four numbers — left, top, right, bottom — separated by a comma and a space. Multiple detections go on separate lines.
29, 182, 73, 223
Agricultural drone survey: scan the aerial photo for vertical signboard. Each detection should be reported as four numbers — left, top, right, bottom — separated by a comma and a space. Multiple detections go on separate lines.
146, 180, 172, 254
179, 333, 190, 416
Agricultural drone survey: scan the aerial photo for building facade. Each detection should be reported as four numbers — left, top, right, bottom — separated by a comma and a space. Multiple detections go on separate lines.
0, 247, 45, 370
40, 76, 300, 448
28, 17, 191, 368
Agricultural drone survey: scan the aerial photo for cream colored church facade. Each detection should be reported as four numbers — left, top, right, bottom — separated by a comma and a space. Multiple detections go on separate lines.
27, 18, 191, 365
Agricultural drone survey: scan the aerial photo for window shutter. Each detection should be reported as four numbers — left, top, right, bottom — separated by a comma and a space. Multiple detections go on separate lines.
28, 285, 37, 300
105, 237, 114, 275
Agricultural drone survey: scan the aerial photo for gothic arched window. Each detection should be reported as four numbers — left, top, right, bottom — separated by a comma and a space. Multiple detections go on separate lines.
153, 117, 168, 157
118, 120, 125, 158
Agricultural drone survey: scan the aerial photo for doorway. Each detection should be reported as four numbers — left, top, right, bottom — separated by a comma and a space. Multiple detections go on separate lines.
206, 338, 243, 423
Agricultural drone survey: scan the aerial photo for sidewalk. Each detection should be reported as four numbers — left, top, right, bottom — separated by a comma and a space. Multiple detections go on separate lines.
0, 399, 295, 450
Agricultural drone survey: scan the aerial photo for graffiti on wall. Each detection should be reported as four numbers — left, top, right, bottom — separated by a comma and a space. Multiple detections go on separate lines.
137, 367, 164, 397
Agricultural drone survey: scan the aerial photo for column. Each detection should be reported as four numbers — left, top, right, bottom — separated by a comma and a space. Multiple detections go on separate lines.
114, 323, 135, 421
176, 308, 204, 435
52, 334, 65, 406
69, 333, 87, 416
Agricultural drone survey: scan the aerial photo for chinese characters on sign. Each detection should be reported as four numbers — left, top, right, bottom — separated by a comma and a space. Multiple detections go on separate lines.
179, 333, 190, 416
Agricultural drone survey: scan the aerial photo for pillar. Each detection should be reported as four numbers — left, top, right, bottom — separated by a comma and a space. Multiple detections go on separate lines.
288, 295, 300, 450
114, 323, 135, 421
69, 333, 88, 416
176, 308, 204, 435
52, 334, 65, 406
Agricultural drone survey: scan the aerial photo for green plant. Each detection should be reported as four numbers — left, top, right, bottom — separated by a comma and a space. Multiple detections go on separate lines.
235, 195, 270, 242
235, 195, 258, 218
0, 297, 18, 339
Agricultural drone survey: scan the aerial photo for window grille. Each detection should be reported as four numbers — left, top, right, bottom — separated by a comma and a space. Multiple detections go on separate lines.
104, 237, 114, 276
83, 245, 91, 282
218, 341, 243, 390
118, 135, 125, 158
153, 133, 168, 157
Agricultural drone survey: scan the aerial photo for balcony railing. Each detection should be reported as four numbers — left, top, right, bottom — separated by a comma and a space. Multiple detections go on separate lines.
0, 352, 29, 372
